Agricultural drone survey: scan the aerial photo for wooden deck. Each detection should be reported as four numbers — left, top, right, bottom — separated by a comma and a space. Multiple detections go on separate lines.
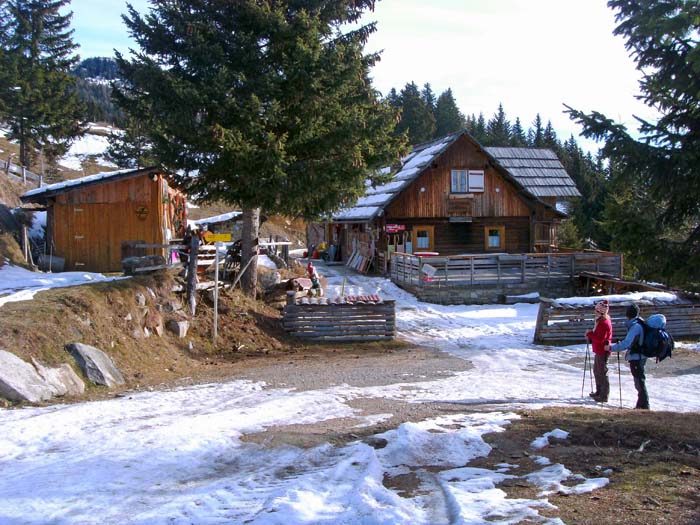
390, 252, 623, 288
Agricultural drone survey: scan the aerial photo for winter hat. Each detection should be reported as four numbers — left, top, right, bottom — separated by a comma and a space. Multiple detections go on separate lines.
595, 300, 609, 316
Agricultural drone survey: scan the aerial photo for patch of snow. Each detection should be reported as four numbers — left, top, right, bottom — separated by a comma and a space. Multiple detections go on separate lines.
525, 463, 609, 496
0, 264, 125, 308
531, 429, 569, 450
59, 132, 117, 171
257, 254, 278, 270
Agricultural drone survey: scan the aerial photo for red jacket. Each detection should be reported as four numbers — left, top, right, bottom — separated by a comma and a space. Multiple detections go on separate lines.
586, 316, 613, 355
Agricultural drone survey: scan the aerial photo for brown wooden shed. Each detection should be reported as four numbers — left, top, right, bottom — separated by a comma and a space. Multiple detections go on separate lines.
20, 167, 187, 273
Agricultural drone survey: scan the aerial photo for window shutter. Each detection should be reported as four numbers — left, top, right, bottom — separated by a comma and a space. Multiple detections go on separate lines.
468, 170, 485, 192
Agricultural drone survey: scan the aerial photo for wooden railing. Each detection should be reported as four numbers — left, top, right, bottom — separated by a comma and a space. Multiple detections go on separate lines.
390, 252, 623, 288
1, 158, 43, 188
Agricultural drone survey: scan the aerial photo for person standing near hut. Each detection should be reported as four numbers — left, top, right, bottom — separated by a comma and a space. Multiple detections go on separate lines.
606, 303, 650, 410
586, 300, 613, 403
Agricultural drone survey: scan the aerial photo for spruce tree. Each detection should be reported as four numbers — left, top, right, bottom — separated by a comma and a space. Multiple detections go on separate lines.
473, 113, 487, 144
434, 88, 465, 137
105, 117, 156, 169
116, 0, 404, 295
568, 0, 700, 286
542, 120, 560, 151
485, 103, 511, 146
528, 113, 545, 147
421, 83, 436, 116
395, 81, 435, 144
510, 117, 527, 147
0, 0, 84, 169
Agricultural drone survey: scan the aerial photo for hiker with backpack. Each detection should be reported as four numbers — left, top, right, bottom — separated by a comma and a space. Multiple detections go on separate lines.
585, 300, 613, 403
606, 304, 649, 409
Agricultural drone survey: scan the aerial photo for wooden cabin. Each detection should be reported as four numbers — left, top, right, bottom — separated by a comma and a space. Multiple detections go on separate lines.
325, 130, 580, 272
20, 167, 187, 273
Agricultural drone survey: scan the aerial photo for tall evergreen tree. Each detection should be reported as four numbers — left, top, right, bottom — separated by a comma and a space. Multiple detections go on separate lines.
473, 112, 487, 144
434, 88, 465, 137
510, 117, 527, 147
105, 117, 156, 169
0, 0, 84, 169
116, 0, 404, 295
485, 103, 511, 146
568, 0, 700, 286
386, 87, 401, 109
542, 120, 560, 151
395, 81, 435, 144
421, 82, 436, 116
528, 113, 545, 147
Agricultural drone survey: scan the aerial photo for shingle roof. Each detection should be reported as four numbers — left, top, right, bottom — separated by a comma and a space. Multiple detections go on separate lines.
485, 147, 581, 198
332, 131, 580, 222
333, 132, 462, 221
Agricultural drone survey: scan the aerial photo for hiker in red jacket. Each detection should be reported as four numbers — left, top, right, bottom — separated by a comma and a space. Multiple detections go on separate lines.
586, 300, 613, 402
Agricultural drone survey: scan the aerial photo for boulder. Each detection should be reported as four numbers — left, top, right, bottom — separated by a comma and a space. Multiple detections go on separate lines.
32, 358, 85, 397
65, 343, 125, 387
166, 320, 189, 338
135, 292, 147, 306
0, 350, 54, 403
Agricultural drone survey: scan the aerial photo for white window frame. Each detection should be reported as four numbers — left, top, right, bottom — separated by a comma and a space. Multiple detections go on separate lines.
451, 169, 485, 193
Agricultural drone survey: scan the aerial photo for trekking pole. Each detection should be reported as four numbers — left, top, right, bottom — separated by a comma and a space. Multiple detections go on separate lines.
588, 341, 594, 394
617, 351, 622, 408
581, 340, 589, 398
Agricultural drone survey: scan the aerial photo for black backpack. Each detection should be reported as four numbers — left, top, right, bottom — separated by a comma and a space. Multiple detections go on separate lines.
634, 315, 674, 362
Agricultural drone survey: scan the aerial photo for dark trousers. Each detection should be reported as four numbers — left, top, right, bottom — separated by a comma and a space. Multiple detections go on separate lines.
593, 353, 610, 401
630, 359, 650, 409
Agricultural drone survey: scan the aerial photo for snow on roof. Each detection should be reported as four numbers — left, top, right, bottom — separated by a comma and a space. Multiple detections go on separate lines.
332, 131, 462, 222
332, 131, 579, 222
188, 211, 242, 227
554, 291, 679, 305
22, 168, 142, 199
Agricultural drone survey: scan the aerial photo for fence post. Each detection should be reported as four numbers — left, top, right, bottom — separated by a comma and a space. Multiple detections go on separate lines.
186, 234, 200, 315
21, 166, 26, 184
521, 256, 526, 283
470, 257, 474, 287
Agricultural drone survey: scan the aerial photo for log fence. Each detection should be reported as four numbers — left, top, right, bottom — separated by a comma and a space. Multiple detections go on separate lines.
533, 298, 700, 345
283, 299, 396, 342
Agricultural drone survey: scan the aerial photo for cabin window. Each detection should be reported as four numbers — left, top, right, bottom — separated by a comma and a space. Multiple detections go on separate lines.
484, 226, 505, 250
412, 225, 434, 251
451, 170, 485, 193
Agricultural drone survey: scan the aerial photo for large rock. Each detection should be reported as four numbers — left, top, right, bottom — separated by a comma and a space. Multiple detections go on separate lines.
66, 343, 125, 387
166, 320, 189, 338
0, 350, 54, 403
32, 358, 85, 397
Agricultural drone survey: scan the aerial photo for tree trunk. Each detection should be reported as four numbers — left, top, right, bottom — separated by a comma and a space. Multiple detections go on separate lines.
240, 207, 260, 297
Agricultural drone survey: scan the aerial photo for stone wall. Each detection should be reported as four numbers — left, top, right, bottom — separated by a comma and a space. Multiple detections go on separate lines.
396, 280, 574, 305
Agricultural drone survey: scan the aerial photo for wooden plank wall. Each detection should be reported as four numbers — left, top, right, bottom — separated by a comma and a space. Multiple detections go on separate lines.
533, 301, 700, 345
283, 300, 396, 342
52, 174, 165, 272
434, 218, 530, 255
385, 135, 531, 220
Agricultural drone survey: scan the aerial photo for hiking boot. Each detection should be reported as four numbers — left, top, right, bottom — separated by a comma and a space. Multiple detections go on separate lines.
588, 392, 598, 399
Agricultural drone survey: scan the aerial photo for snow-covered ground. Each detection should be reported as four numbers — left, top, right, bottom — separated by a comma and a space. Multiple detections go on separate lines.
0, 263, 124, 308
0, 262, 698, 524
59, 131, 117, 171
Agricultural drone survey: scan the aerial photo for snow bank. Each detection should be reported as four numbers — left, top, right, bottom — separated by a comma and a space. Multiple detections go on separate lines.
555, 291, 678, 305
0, 264, 124, 308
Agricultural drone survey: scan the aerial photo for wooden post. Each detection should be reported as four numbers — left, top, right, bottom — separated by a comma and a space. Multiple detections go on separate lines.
22, 226, 29, 263
186, 234, 200, 316
470, 257, 474, 287
21, 166, 26, 184
521, 256, 526, 284
213, 241, 220, 342
286, 291, 296, 305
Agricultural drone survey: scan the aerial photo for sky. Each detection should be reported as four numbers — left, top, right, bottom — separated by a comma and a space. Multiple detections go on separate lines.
69, 0, 655, 152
